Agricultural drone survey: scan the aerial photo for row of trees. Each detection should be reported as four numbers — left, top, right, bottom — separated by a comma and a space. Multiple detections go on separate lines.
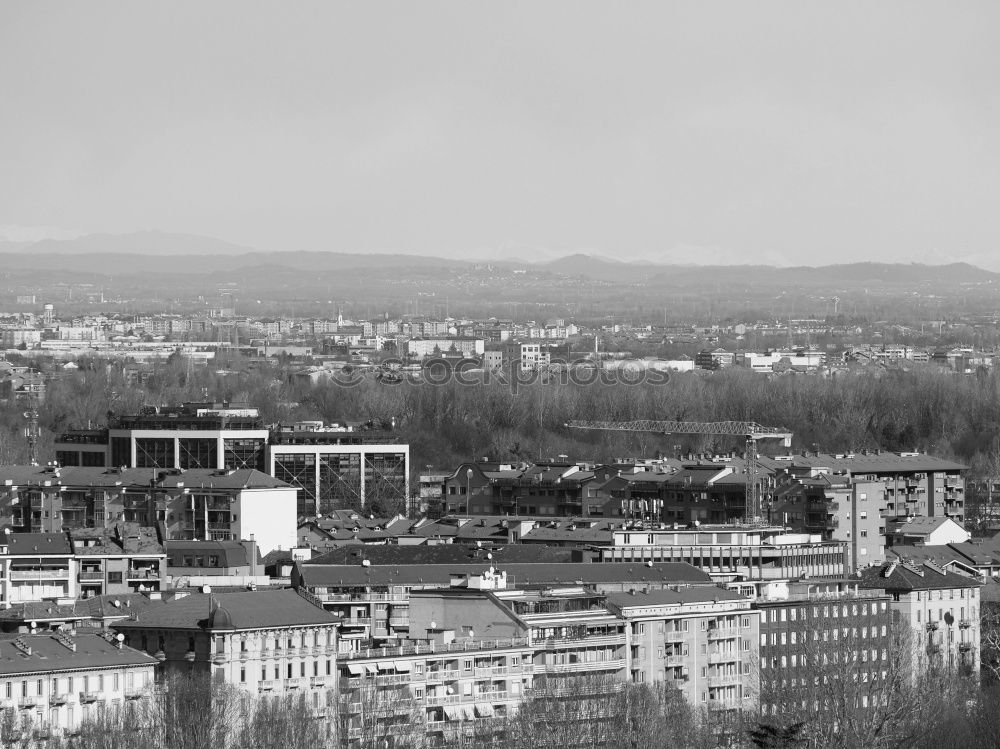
13, 354, 1000, 519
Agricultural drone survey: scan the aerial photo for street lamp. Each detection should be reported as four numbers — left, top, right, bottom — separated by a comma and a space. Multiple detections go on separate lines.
466, 468, 473, 516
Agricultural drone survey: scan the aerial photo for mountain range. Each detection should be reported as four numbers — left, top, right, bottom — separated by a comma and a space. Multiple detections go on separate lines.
0, 230, 997, 286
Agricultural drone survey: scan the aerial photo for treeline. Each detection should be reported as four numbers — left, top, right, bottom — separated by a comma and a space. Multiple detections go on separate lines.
15, 357, 1000, 503
4, 668, 1000, 749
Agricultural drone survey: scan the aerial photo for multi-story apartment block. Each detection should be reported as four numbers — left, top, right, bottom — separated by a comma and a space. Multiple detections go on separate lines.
0, 527, 166, 608
115, 589, 340, 698
1, 533, 75, 607
753, 579, 892, 717
70, 525, 166, 599
293, 560, 715, 646
336, 636, 535, 747
600, 524, 848, 581
772, 474, 886, 570
607, 587, 759, 712
768, 451, 966, 522
0, 632, 157, 742
860, 559, 982, 676
0, 465, 298, 555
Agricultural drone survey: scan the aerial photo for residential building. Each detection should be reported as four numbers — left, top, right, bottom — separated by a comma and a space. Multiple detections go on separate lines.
293, 560, 715, 645
859, 559, 982, 676
606, 587, 759, 712
336, 636, 535, 747
70, 525, 166, 599
0, 632, 157, 741
753, 579, 892, 717
0, 465, 298, 556
115, 589, 340, 699
885, 516, 971, 547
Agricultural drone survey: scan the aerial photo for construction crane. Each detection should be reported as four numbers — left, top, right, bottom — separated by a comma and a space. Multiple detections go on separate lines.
565, 420, 793, 521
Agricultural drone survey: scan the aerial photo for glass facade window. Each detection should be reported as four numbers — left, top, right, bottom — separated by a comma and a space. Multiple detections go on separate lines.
273, 454, 317, 516
179, 438, 218, 469
135, 438, 175, 469
224, 438, 266, 471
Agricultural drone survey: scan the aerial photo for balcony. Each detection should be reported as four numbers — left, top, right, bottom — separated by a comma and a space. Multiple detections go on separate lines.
19, 697, 39, 709
50, 693, 70, 705
707, 674, 742, 688
79, 570, 104, 581
665, 655, 687, 667
707, 626, 739, 641
708, 652, 739, 665
127, 569, 161, 580
539, 658, 625, 674
926, 622, 940, 632
959, 620, 972, 629
959, 643, 973, 653
340, 617, 371, 628
79, 692, 101, 704
125, 690, 145, 701
285, 678, 306, 690
9, 569, 70, 581
258, 680, 278, 692
425, 669, 460, 683
310, 677, 327, 688
708, 698, 741, 711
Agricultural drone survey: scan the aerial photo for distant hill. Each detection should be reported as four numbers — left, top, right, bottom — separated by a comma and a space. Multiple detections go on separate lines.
649, 261, 1000, 287
19, 230, 257, 256
1, 231, 996, 286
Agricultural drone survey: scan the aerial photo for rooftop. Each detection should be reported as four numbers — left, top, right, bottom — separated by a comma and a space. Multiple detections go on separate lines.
0, 633, 157, 676
113, 589, 339, 631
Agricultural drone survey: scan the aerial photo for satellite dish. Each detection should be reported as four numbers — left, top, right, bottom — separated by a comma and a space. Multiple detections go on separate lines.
116, 634, 125, 642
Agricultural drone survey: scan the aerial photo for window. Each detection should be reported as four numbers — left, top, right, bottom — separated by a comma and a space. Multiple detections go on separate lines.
209, 556, 219, 567
240, 668, 246, 683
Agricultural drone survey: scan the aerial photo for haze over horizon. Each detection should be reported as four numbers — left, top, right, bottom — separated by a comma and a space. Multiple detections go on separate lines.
2, 2, 998, 267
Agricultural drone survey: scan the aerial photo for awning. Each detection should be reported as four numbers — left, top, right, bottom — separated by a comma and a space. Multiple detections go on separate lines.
346, 664, 364, 675
393, 660, 412, 672
376, 662, 393, 671
443, 705, 462, 720
364, 664, 378, 674
475, 704, 494, 718
462, 706, 477, 720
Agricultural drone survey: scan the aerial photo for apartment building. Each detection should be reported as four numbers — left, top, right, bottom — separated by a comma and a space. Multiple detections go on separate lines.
771, 474, 886, 570
607, 587, 759, 712
600, 524, 848, 581
860, 559, 982, 676
337, 636, 535, 747
0, 465, 298, 555
0, 632, 157, 742
753, 579, 893, 717
70, 525, 166, 599
767, 451, 966, 522
293, 560, 715, 645
115, 589, 340, 699
1, 533, 75, 607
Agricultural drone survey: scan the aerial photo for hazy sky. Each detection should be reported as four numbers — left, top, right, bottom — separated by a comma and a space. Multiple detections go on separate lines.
2, 2, 998, 265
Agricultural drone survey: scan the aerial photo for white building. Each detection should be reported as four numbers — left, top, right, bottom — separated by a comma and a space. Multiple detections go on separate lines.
0, 632, 157, 740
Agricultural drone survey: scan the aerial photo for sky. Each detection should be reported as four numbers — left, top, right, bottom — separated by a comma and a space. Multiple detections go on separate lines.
1, 1, 999, 266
